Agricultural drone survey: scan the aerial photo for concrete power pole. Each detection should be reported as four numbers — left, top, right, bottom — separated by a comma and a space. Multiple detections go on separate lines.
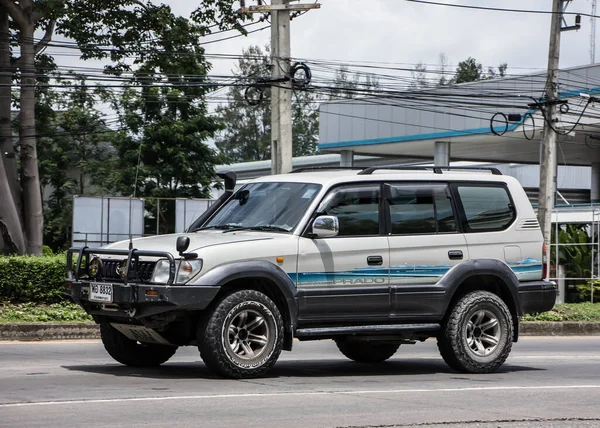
538, 0, 562, 255
240, 1, 320, 175
592, 0, 597, 63
270, 0, 292, 175
538, 0, 580, 272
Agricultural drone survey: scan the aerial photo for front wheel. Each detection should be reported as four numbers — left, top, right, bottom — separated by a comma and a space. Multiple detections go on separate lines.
438, 291, 513, 373
198, 290, 284, 379
335, 339, 400, 363
100, 323, 178, 367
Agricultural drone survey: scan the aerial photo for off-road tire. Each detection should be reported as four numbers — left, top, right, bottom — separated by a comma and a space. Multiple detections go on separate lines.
335, 339, 400, 363
100, 323, 178, 367
438, 290, 513, 373
198, 290, 284, 379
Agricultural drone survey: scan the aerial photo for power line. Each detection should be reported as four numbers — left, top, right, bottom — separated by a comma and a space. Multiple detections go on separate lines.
406, 0, 600, 18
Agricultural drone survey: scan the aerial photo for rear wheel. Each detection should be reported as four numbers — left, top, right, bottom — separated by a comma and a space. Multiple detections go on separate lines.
198, 290, 284, 379
438, 291, 513, 373
100, 323, 178, 367
335, 339, 399, 363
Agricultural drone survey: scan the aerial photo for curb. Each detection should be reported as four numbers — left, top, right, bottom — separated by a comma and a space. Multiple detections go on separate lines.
519, 321, 600, 336
0, 323, 100, 341
1, 322, 600, 341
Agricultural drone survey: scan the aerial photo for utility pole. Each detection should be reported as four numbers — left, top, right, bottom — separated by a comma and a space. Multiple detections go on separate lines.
240, 0, 320, 175
538, 0, 580, 274
592, 0, 597, 63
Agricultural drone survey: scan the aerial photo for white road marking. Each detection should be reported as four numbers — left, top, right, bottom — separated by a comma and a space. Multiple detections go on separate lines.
2, 385, 600, 408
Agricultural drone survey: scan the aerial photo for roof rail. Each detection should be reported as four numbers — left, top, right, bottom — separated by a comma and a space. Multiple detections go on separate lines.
358, 166, 503, 175
290, 166, 365, 173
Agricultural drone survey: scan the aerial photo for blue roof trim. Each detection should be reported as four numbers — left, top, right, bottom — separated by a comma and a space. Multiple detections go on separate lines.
318, 124, 520, 149
318, 86, 600, 150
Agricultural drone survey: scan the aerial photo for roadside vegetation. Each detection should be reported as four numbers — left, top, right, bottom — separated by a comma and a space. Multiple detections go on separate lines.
1, 251, 600, 323
522, 303, 600, 322
1, 300, 600, 323
0, 302, 91, 323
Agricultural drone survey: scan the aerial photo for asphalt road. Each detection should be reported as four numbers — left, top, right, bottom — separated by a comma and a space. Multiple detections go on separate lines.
1, 337, 599, 428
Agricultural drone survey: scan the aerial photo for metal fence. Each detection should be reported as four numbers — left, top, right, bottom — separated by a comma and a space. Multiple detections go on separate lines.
549, 205, 600, 303
71, 195, 214, 248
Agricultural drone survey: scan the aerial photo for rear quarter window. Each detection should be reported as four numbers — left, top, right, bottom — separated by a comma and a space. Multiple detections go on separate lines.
456, 185, 515, 232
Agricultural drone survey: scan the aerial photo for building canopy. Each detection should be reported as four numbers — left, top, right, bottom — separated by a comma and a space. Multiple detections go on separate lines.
318, 64, 600, 167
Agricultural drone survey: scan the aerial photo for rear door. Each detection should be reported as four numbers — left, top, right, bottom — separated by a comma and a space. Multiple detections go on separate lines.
386, 182, 469, 319
451, 183, 536, 280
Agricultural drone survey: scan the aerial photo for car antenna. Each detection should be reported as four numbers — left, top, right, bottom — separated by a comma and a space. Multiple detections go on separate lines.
129, 140, 144, 251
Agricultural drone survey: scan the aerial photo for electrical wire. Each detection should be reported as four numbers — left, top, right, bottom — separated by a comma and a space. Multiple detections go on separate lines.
406, 0, 600, 18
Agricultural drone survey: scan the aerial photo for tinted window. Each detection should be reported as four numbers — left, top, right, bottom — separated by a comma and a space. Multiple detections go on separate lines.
318, 185, 380, 236
457, 185, 514, 231
389, 185, 456, 234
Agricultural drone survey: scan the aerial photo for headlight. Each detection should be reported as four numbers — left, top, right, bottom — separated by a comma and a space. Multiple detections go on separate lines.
151, 259, 203, 284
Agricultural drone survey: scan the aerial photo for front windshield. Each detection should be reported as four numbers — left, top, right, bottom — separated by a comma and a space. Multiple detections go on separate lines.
202, 182, 322, 233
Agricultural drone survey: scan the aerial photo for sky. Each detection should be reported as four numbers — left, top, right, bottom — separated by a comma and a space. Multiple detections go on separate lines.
166, 0, 598, 81
40, 0, 600, 146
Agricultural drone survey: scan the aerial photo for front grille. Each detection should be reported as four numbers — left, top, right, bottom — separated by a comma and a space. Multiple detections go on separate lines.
99, 259, 157, 283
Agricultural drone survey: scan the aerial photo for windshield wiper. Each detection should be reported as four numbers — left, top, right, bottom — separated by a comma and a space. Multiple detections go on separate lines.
196, 224, 238, 231
222, 225, 289, 233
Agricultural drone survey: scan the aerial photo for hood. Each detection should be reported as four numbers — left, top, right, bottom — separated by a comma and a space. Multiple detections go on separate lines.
104, 230, 274, 255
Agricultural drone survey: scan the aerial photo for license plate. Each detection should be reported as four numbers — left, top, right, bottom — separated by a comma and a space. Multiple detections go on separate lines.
90, 283, 113, 303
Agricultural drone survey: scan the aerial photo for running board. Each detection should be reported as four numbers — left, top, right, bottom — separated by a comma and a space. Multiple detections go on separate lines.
295, 323, 441, 338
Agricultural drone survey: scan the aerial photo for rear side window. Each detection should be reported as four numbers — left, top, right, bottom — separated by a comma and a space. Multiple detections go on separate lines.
457, 185, 515, 231
388, 185, 457, 234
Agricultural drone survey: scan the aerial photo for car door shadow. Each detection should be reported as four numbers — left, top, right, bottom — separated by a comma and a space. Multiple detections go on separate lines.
62, 358, 544, 380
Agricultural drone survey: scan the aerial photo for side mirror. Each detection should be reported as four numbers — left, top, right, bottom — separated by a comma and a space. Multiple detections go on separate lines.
176, 236, 198, 259
312, 215, 339, 238
176, 236, 190, 254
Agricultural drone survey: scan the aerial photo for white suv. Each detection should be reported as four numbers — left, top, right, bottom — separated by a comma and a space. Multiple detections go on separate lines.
67, 166, 556, 378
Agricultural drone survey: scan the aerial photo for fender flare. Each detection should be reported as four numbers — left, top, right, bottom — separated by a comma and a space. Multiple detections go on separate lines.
194, 261, 298, 333
438, 259, 522, 316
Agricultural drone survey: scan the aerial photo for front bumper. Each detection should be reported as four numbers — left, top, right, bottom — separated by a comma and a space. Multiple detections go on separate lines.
518, 280, 557, 315
67, 281, 220, 318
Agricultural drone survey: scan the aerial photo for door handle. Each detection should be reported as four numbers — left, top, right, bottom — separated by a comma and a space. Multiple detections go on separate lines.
367, 256, 383, 266
448, 250, 463, 260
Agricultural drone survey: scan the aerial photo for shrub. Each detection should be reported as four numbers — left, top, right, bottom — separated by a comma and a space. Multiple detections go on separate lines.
0, 254, 68, 303
576, 280, 600, 303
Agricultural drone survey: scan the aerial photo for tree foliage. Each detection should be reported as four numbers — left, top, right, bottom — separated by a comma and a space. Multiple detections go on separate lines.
38, 75, 115, 250
0, 0, 244, 254
452, 56, 507, 84
328, 65, 380, 100
215, 45, 320, 163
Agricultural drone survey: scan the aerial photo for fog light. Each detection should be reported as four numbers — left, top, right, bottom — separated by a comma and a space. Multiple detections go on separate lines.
89, 257, 102, 278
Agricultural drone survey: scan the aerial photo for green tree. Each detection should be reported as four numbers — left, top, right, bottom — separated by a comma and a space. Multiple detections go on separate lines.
452, 57, 508, 84
215, 45, 272, 162
453, 57, 483, 84
0, 0, 245, 254
328, 66, 380, 100
215, 45, 320, 163
38, 75, 115, 250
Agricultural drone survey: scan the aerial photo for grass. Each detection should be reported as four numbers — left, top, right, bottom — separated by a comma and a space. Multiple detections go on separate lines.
522, 302, 600, 322
0, 301, 92, 323
1, 302, 600, 323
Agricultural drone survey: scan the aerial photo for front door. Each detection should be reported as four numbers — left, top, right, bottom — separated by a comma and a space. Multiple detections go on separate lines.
296, 183, 390, 323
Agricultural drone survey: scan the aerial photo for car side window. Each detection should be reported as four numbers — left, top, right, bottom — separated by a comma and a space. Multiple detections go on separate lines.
317, 184, 380, 236
457, 185, 514, 231
388, 184, 457, 235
